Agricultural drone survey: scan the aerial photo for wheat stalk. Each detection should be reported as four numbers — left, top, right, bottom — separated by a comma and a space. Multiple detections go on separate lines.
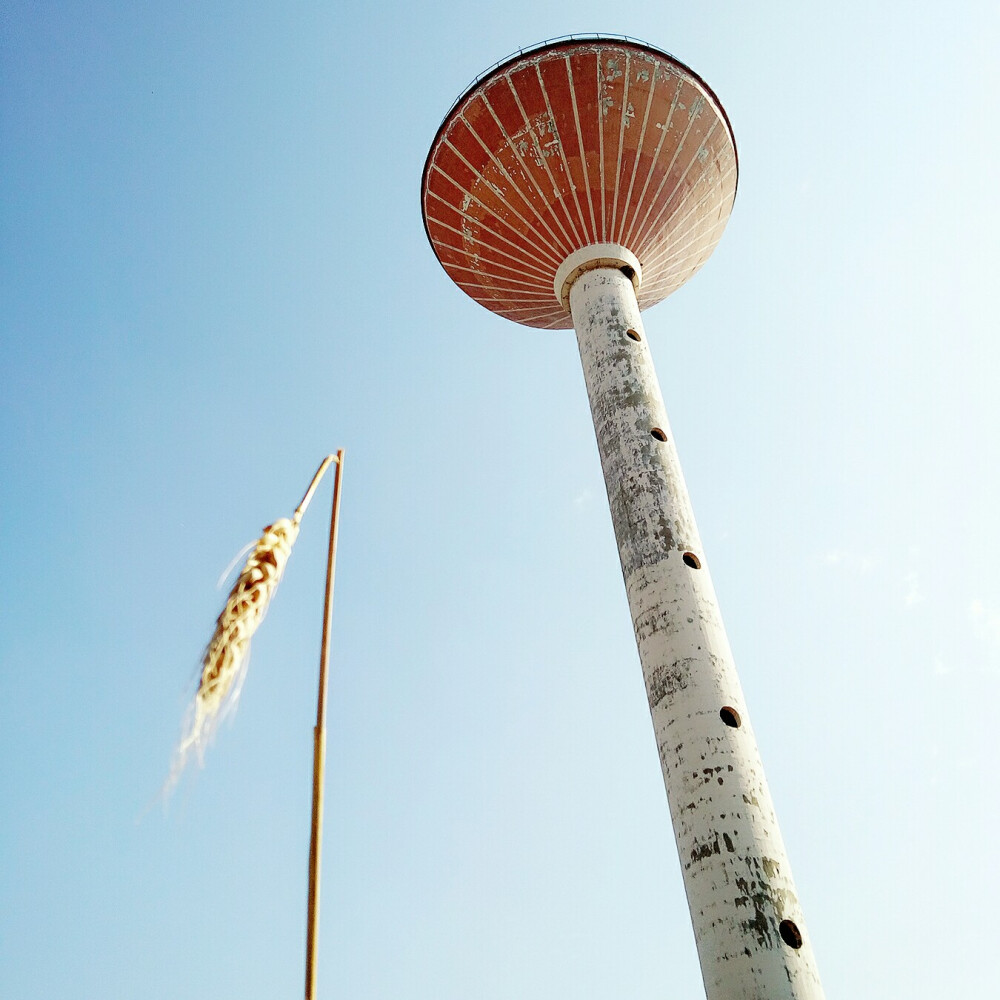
169, 456, 337, 785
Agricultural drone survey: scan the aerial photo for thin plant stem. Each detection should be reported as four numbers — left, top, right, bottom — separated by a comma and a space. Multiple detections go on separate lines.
305, 449, 344, 1000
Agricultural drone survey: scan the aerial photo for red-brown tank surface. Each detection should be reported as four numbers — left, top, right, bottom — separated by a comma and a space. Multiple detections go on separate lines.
422, 37, 738, 329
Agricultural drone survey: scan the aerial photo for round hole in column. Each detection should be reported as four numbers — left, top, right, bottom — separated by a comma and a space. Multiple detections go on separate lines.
682, 552, 701, 569
620, 264, 636, 281
650, 427, 667, 442
626, 328, 642, 342
720, 706, 742, 728
779, 919, 803, 950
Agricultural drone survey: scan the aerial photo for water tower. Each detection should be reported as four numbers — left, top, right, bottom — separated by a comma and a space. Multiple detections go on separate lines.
421, 36, 824, 999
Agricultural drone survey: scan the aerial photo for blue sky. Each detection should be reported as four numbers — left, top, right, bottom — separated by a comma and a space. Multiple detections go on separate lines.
2, 2, 999, 997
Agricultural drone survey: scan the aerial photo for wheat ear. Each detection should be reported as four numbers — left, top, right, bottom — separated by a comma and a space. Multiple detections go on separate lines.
171, 456, 336, 779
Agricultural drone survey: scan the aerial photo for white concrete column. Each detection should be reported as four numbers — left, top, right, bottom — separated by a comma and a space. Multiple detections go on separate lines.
568, 265, 824, 1000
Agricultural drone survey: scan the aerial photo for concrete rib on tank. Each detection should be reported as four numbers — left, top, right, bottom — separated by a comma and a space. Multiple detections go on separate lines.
422, 36, 737, 328
422, 36, 825, 1000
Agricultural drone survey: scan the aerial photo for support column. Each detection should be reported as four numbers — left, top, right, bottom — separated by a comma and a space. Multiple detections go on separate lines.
569, 266, 824, 1000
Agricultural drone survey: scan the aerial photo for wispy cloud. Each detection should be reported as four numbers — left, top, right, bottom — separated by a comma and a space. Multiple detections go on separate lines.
932, 657, 953, 677
903, 571, 924, 607
573, 488, 592, 508
822, 548, 877, 575
969, 599, 1000, 651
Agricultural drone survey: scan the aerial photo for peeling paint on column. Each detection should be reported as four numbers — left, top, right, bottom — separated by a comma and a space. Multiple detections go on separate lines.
570, 266, 824, 1000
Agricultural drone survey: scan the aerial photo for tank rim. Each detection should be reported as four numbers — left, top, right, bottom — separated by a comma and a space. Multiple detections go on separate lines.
419, 34, 739, 328
421, 34, 738, 256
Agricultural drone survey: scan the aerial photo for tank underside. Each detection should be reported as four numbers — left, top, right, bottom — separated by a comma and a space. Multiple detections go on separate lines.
422, 38, 738, 329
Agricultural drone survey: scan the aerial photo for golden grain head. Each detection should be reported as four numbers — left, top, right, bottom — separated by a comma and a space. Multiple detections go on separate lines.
175, 514, 300, 768
165, 455, 338, 797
